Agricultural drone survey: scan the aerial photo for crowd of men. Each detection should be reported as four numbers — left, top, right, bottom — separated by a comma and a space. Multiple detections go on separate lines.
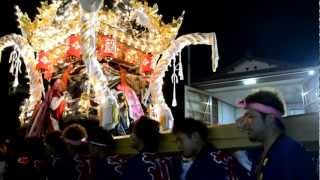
0, 89, 317, 180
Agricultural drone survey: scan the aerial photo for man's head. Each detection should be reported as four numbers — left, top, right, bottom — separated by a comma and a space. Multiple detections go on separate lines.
62, 124, 88, 154
131, 116, 160, 152
87, 127, 115, 158
45, 131, 66, 155
173, 118, 209, 158
236, 89, 286, 142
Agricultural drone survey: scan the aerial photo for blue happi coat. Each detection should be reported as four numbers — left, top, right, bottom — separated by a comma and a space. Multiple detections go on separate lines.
250, 135, 317, 180
184, 146, 239, 180
121, 152, 179, 180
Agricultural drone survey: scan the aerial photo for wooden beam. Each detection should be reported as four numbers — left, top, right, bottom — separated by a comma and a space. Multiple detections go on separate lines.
114, 113, 319, 155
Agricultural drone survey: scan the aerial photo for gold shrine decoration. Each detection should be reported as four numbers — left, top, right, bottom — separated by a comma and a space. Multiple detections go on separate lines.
15, 0, 183, 54
0, 0, 219, 129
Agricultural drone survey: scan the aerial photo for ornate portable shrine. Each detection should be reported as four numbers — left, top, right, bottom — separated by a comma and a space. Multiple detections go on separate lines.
0, 0, 218, 136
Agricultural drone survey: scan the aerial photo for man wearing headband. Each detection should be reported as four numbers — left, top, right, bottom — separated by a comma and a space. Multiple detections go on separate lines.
122, 116, 178, 180
57, 124, 93, 180
87, 127, 126, 180
236, 89, 316, 180
173, 118, 240, 180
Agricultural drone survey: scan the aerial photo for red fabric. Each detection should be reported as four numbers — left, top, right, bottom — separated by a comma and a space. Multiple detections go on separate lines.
27, 88, 53, 137
50, 71, 69, 121
119, 68, 128, 86
140, 53, 153, 74
53, 100, 65, 120
43, 67, 54, 80
50, 66, 71, 120
62, 64, 72, 86
28, 69, 69, 137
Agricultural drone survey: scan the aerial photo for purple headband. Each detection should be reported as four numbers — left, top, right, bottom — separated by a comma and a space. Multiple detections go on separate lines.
236, 100, 282, 119
89, 141, 108, 147
63, 137, 87, 146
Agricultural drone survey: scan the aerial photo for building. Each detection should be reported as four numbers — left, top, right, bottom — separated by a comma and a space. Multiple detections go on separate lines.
185, 57, 320, 125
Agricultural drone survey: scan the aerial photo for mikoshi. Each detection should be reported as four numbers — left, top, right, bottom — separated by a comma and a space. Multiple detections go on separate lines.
0, 0, 219, 136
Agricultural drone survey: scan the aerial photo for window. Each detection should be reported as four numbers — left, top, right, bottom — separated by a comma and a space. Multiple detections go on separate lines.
185, 86, 217, 125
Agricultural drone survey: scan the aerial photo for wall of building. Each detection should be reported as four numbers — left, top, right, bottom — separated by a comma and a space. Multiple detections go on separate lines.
217, 101, 236, 125
302, 71, 320, 113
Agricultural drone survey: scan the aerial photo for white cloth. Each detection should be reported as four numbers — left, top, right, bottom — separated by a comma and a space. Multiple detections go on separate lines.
159, 104, 174, 130
102, 96, 118, 130
50, 115, 60, 131
50, 96, 64, 110
233, 150, 252, 172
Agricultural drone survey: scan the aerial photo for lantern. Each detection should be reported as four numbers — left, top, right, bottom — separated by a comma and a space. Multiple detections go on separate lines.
66, 34, 81, 59
99, 35, 117, 59
36, 50, 54, 80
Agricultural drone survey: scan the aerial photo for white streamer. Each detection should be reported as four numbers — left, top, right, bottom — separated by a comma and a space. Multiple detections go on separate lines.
9, 46, 22, 87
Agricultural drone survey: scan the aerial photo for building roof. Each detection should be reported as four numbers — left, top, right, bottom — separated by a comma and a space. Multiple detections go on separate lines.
195, 55, 318, 83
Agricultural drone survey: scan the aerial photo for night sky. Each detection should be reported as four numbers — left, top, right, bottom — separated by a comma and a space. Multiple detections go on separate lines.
154, 0, 319, 81
0, 0, 318, 134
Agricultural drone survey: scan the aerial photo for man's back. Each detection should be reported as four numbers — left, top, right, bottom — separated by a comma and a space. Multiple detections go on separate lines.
121, 152, 178, 180
186, 146, 238, 180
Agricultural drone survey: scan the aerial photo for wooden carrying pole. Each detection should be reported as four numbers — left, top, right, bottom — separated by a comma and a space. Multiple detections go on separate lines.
114, 113, 319, 155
